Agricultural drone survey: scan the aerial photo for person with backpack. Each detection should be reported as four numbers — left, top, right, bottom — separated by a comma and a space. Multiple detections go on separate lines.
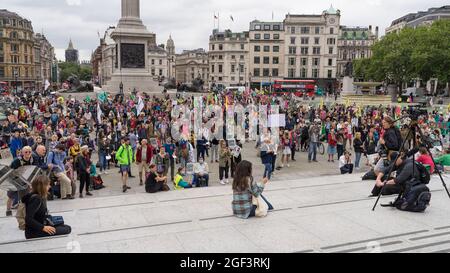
20, 175, 71, 239
375, 153, 432, 212
116, 137, 135, 193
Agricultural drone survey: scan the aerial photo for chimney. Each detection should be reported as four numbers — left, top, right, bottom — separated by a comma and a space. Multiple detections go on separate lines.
375, 26, 379, 38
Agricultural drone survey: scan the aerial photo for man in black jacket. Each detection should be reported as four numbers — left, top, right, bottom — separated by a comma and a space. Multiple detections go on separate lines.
379, 116, 403, 153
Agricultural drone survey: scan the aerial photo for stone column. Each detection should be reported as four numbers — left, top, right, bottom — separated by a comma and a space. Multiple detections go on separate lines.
121, 0, 140, 19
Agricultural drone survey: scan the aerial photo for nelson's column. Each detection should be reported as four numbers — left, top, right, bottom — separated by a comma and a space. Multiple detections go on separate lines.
102, 0, 160, 94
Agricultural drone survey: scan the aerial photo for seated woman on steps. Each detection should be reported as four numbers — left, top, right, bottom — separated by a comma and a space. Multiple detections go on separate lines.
22, 175, 72, 239
232, 161, 274, 219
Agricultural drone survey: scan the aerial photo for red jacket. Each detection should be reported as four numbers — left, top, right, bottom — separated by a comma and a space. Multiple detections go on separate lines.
136, 144, 153, 164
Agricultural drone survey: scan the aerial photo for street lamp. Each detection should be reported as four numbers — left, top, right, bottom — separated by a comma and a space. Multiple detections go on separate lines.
14, 70, 18, 95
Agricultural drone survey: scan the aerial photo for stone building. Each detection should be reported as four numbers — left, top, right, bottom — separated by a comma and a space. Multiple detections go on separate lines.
166, 35, 176, 80
175, 48, 209, 85
65, 39, 79, 64
337, 26, 378, 78
386, 5, 450, 34
34, 33, 56, 90
148, 44, 169, 80
208, 29, 249, 88
248, 20, 285, 89
283, 6, 340, 90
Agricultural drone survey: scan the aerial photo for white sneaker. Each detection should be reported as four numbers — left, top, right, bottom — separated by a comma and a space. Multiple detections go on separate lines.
225, 179, 230, 184
220, 180, 226, 185
103, 171, 108, 175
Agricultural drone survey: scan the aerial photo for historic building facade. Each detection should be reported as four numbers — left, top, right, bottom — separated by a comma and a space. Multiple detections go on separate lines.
248, 20, 285, 89
386, 5, 450, 34
337, 26, 378, 78
283, 6, 340, 90
208, 29, 249, 88
65, 39, 79, 64
175, 48, 209, 85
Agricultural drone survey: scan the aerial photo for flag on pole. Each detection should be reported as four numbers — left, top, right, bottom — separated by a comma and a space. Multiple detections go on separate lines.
44, 79, 50, 91
97, 91, 107, 103
230, 15, 234, 22
137, 96, 145, 116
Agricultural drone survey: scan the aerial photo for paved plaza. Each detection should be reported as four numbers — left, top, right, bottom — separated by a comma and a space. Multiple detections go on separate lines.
1, 141, 450, 253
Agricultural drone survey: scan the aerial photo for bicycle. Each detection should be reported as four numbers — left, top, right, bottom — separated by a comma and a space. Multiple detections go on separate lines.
303, 141, 325, 155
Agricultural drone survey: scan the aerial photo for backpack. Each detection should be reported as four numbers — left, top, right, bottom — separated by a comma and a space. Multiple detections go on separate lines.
394, 183, 431, 213
415, 162, 431, 184
16, 195, 41, 231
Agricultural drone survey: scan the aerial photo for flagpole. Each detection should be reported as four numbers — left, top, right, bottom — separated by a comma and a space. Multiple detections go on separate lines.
218, 12, 220, 31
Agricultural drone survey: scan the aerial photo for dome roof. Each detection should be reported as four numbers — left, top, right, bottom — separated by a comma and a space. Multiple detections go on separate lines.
324, 5, 340, 15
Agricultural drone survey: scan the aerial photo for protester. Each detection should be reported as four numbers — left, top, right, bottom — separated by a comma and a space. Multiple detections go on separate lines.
232, 161, 273, 219
47, 144, 73, 200
136, 139, 153, 186
116, 137, 134, 193
22, 175, 72, 239
76, 146, 92, 198
219, 140, 231, 185
174, 167, 193, 189
145, 164, 169, 193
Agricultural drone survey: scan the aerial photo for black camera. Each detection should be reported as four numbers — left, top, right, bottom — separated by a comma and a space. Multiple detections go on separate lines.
407, 105, 428, 120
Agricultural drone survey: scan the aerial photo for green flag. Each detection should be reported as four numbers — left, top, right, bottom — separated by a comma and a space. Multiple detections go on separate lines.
85, 95, 91, 103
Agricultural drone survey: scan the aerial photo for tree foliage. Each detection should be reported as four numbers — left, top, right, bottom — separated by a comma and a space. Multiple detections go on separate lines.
59, 62, 92, 82
354, 20, 450, 87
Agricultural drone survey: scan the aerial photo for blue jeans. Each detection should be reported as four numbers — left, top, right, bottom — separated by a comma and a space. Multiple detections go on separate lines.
308, 142, 318, 161
355, 152, 362, 168
98, 151, 107, 172
263, 163, 273, 180
249, 194, 274, 218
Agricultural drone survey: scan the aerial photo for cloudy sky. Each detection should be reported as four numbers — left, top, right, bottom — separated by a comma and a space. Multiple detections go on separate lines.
2, 0, 448, 61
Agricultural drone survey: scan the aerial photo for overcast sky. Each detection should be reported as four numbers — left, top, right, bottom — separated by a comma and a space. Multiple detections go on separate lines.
2, 0, 449, 61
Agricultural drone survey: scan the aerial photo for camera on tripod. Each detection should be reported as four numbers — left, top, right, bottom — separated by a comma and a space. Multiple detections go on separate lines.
407, 105, 428, 120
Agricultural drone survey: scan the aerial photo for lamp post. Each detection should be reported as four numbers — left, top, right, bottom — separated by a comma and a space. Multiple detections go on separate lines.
119, 81, 124, 95
269, 74, 272, 93
14, 70, 18, 95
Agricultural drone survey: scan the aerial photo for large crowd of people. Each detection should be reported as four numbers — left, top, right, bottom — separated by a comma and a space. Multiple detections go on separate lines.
1, 88, 449, 232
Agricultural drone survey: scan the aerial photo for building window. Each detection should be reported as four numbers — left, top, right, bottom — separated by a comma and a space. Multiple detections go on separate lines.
328, 59, 333, 66
151, 59, 155, 65
0, 42, 3, 51
231, 65, 235, 73
218, 65, 223, 73
11, 44, 19, 53
219, 55, 223, 60
312, 68, 319, 78
313, 58, 320, 66
328, 70, 333, 78
313, 47, 321, 55
255, 25, 261, 30
263, 57, 270, 64
211, 65, 215, 73
273, 57, 279, 64
159, 59, 162, 65
212, 45, 215, 50
274, 25, 281, 31
301, 68, 307, 78
151, 69, 155, 76
329, 47, 333, 54
254, 68, 260, 77
290, 27, 295, 34
301, 37, 309, 45
288, 69, 295, 78
330, 28, 334, 34
255, 34, 261, 39
263, 68, 270, 77
254, 57, 260, 64
301, 47, 309, 55
231, 55, 235, 60
159, 69, 163, 76
254, 45, 260, 52
241, 44, 245, 50
273, 34, 280, 39
240, 55, 244, 60
327, 38, 336, 45
25, 56, 28, 63
289, 46, 296, 54
273, 46, 279, 52
290, 37, 296, 45
300, 27, 310, 34
264, 25, 270, 30
272, 69, 279, 77
239, 64, 244, 73
289, 57, 296, 66
218, 44, 223, 50
264, 34, 270, 40
301, 58, 307, 66
0, 67, 4, 77
263, 46, 270, 52
0, 54, 3, 63
231, 76, 235, 81
315, 27, 320, 34
219, 77, 223, 81
314, 37, 320, 45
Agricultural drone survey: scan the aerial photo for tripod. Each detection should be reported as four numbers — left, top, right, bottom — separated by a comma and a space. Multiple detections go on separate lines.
372, 115, 450, 211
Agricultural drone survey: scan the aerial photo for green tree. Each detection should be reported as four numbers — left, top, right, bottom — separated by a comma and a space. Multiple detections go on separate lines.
58, 62, 92, 82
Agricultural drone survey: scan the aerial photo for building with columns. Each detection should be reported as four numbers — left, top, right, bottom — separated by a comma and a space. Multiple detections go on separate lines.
283, 6, 340, 91
337, 25, 378, 79
148, 44, 168, 80
175, 48, 208, 85
208, 29, 249, 88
